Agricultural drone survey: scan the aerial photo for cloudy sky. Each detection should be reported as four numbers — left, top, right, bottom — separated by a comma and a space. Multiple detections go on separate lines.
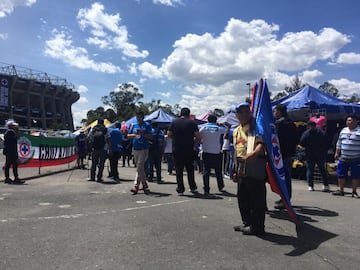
1, 0, 360, 126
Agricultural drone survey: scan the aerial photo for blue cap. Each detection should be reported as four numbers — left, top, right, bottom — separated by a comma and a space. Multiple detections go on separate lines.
236, 102, 250, 111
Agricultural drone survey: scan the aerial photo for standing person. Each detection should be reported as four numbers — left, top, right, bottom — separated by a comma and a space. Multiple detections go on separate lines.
108, 122, 123, 183
222, 126, 231, 178
273, 104, 298, 209
128, 111, 152, 194
164, 133, 174, 175
333, 114, 360, 198
121, 128, 132, 167
75, 129, 87, 169
3, 119, 24, 184
167, 107, 200, 195
299, 121, 329, 191
199, 114, 227, 195
148, 122, 164, 183
232, 103, 266, 235
88, 118, 108, 182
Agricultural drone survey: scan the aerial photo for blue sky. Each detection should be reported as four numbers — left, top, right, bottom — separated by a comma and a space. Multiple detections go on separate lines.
1, 0, 360, 127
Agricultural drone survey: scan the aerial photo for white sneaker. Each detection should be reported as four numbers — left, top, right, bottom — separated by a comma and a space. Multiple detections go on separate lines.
308, 186, 315, 191
322, 185, 330, 192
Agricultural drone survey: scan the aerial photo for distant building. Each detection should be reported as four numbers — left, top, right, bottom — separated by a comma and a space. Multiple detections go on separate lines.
0, 63, 79, 130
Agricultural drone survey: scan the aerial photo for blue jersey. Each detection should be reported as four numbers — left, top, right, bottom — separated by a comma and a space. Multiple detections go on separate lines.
109, 128, 123, 152
130, 121, 152, 150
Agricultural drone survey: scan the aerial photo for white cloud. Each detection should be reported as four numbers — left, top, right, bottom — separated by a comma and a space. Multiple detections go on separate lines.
329, 78, 360, 97
153, 0, 184, 7
77, 85, 88, 93
77, 96, 89, 104
0, 0, 36, 17
44, 29, 122, 73
156, 91, 171, 98
72, 108, 89, 127
128, 62, 138, 75
77, 2, 149, 58
0, 33, 8, 40
138, 62, 163, 78
336, 52, 360, 64
160, 19, 350, 87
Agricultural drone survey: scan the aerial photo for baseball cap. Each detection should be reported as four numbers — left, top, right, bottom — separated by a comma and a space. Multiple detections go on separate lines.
235, 102, 250, 112
6, 119, 18, 128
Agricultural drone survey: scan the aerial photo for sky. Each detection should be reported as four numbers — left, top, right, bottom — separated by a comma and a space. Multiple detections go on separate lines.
1, 0, 360, 127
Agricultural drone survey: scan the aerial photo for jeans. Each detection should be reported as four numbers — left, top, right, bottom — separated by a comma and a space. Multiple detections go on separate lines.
306, 158, 328, 187
91, 148, 107, 180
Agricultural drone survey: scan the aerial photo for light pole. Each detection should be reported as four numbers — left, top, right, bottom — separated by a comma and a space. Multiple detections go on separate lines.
246, 82, 251, 99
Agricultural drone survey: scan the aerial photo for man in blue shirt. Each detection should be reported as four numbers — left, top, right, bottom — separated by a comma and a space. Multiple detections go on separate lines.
128, 111, 152, 194
109, 122, 123, 183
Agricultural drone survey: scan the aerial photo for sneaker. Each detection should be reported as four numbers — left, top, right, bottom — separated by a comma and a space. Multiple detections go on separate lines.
242, 226, 265, 236
274, 202, 285, 210
351, 192, 359, 199
219, 188, 226, 193
131, 186, 139, 194
87, 178, 95, 181
4, 178, 12, 184
189, 189, 199, 194
233, 225, 247, 232
177, 192, 184, 196
332, 190, 344, 196
322, 185, 330, 192
13, 178, 25, 184
308, 186, 314, 191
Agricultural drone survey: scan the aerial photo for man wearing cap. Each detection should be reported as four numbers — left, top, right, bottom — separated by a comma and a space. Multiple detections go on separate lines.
232, 103, 266, 235
3, 120, 24, 184
127, 111, 152, 194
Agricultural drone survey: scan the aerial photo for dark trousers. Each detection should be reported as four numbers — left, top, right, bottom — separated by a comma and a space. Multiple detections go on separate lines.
306, 158, 328, 187
283, 156, 293, 200
165, 153, 174, 173
202, 152, 224, 193
109, 151, 120, 179
5, 154, 18, 179
91, 149, 107, 180
173, 151, 197, 193
148, 148, 162, 180
237, 162, 266, 230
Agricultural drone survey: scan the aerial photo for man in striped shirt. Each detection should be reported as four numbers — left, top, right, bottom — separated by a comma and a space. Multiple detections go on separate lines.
333, 114, 360, 198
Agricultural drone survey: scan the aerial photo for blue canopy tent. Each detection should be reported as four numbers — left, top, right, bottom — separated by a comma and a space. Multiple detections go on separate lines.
217, 109, 239, 127
272, 85, 360, 121
144, 108, 176, 128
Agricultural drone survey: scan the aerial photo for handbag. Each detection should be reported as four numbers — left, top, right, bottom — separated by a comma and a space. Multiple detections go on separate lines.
244, 155, 267, 180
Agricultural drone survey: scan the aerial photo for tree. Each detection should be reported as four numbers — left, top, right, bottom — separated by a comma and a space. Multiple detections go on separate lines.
101, 83, 144, 121
86, 107, 107, 124
318, 82, 339, 97
213, 108, 224, 117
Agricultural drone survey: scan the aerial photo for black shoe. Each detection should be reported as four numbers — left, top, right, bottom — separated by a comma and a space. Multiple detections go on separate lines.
242, 226, 265, 236
4, 178, 12, 184
274, 202, 285, 210
352, 191, 359, 199
233, 225, 248, 232
87, 178, 95, 181
13, 178, 25, 184
97, 178, 103, 183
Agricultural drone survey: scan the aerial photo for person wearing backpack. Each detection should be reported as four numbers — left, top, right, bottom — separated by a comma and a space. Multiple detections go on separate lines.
147, 122, 165, 183
88, 118, 109, 182
108, 122, 123, 183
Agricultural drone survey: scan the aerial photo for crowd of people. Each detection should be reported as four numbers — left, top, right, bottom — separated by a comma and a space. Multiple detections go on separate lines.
3, 105, 360, 236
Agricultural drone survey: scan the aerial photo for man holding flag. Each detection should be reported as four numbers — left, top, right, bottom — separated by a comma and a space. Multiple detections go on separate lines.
232, 102, 267, 235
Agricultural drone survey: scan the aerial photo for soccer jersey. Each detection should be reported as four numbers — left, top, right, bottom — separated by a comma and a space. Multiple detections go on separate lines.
336, 125, 360, 160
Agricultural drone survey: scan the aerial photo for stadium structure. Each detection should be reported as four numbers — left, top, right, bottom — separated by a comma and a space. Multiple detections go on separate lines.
0, 63, 79, 131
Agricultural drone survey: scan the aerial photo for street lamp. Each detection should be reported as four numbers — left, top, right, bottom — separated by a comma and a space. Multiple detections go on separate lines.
246, 82, 251, 99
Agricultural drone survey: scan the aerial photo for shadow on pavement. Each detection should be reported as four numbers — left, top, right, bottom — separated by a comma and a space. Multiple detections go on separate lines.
262, 206, 338, 256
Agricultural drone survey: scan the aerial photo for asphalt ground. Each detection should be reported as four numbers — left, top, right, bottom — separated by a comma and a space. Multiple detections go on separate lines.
0, 158, 359, 270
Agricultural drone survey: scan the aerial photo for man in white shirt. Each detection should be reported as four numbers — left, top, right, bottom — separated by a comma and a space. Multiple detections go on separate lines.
199, 114, 227, 195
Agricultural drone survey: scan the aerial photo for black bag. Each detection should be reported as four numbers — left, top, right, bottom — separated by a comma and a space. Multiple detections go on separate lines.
92, 126, 106, 150
241, 156, 267, 180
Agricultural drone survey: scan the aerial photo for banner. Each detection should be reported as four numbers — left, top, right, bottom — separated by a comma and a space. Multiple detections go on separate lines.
17, 134, 77, 168
253, 79, 298, 221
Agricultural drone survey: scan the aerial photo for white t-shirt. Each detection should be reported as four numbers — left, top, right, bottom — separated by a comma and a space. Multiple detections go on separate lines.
200, 123, 226, 154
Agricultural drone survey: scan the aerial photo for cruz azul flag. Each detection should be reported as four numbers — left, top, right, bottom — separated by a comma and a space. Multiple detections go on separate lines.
252, 79, 298, 221
16, 134, 77, 168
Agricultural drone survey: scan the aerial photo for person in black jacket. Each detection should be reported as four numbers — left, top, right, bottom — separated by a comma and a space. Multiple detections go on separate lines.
299, 121, 329, 191
273, 104, 298, 209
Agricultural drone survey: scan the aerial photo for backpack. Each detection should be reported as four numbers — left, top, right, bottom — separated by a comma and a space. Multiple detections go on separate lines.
92, 125, 106, 150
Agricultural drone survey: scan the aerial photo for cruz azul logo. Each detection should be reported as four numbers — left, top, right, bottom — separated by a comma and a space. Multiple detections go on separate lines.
18, 136, 34, 164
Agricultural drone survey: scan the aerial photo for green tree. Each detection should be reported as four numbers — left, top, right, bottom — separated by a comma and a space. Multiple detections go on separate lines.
101, 83, 144, 121
318, 82, 339, 97
213, 108, 224, 117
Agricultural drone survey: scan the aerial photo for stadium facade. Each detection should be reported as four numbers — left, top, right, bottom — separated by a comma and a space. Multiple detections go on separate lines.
0, 63, 79, 131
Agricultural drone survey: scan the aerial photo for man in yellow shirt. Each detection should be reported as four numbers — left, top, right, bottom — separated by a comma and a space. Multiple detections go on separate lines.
232, 102, 266, 235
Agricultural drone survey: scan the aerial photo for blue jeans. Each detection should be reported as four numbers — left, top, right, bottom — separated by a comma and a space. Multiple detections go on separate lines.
306, 158, 328, 187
